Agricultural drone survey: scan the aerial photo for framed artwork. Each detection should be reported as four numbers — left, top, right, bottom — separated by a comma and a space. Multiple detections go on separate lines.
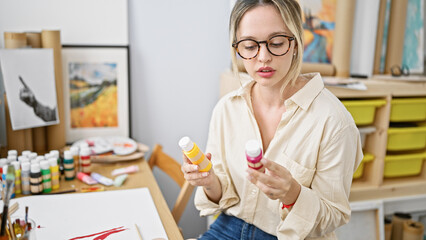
0, 49, 59, 130
61, 46, 129, 144
300, 0, 337, 64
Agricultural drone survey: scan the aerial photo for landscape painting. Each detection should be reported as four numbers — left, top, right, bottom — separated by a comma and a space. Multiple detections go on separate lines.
300, 0, 337, 63
62, 47, 129, 143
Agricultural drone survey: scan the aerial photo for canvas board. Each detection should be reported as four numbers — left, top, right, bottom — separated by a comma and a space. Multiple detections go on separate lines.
0, 49, 59, 130
4, 188, 168, 240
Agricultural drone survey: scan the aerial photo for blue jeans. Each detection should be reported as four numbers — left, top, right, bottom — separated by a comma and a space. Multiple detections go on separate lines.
199, 214, 278, 240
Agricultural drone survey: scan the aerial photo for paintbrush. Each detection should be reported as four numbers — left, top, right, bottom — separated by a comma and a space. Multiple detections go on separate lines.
0, 164, 15, 236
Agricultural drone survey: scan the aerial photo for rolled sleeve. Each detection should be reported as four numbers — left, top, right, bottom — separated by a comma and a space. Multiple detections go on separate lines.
195, 172, 240, 216
277, 186, 320, 239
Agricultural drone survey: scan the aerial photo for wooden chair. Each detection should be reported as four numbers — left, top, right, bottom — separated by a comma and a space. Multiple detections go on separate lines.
148, 144, 195, 224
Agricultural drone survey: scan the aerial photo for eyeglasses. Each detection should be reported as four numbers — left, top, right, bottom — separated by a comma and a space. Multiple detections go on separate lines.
232, 35, 295, 60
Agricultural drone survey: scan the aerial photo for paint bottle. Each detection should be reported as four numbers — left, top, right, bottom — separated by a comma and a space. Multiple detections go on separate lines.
21, 150, 31, 158
7, 150, 17, 157
33, 156, 44, 165
11, 161, 21, 195
30, 163, 43, 195
77, 172, 97, 185
50, 150, 63, 176
179, 136, 212, 172
70, 146, 80, 172
63, 150, 75, 180
49, 158, 60, 190
2, 165, 15, 198
80, 147, 91, 174
113, 174, 128, 187
50, 150, 60, 164
7, 155, 16, 165
91, 172, 113, 186
245, 139, 265, 173
111, 165, 139, 176
40, 160, 52, 193
0, 158, 7, 181
21, 162, 31, 195
28, 152, 37, 161
18, 156, 29, 163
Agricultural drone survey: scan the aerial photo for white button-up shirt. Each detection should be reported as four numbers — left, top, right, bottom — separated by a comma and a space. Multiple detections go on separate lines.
194, 73, 363, 239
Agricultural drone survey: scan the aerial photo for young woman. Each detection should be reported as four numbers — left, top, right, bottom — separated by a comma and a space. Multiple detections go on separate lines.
181, 0, 363, 239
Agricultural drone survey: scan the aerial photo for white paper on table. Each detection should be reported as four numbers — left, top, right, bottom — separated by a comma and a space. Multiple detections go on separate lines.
1, 188, 168, 240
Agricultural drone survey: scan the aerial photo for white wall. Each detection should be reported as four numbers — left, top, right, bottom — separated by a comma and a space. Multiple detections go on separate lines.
128, 1, 230, 238
0, 0, 230, 238
0, 0, 128, 46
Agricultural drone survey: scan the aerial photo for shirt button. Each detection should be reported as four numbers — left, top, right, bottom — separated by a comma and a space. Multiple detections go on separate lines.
251, 189, 257, 195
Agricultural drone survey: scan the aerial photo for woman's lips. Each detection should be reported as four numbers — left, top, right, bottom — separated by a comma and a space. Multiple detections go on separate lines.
257, 67, 275, 78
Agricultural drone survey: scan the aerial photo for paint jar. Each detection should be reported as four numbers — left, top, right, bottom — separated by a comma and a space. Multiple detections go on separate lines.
0, 158, 7, 180
70, 146, 80, 172
245, 139, 265, 173
48, 158, 60, 190
63, 150, 75, 181
12, 216, 36, 240
2, 165, 15, 199
28, 153, 37, 161
50, 150, 63, 176
40, 160, 52, 193
7, 155, 16, 164
29, 163, 43, 195
7, 150, 17, 157
21, 150, 32, 157
179, 136, 212, 172
11, 161, 21, 195
80, 147, 91, 174
21, 162, 31, 195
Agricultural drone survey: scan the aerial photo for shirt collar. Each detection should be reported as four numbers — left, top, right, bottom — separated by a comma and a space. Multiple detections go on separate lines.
290, 72, 324, 111
231, 72, 324, 111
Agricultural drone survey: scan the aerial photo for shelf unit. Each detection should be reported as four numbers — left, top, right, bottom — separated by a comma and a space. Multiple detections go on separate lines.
327, 79, 426, 202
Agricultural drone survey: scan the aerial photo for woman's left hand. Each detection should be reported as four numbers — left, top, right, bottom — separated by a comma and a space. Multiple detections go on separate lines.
246, 158, 301, 206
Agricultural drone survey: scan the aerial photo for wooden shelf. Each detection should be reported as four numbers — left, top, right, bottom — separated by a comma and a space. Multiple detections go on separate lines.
328, 78, 426, 202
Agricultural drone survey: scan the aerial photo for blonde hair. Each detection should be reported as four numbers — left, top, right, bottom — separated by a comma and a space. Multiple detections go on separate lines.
229, 0, 304, 91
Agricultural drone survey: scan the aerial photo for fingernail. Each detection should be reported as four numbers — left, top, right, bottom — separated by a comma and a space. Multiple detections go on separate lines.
260, 158, 267, 164
202, 172, 209, 177
192, 165, 198, 171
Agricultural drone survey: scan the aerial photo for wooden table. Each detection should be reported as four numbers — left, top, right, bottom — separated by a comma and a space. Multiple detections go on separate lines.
20, 158, 183, 240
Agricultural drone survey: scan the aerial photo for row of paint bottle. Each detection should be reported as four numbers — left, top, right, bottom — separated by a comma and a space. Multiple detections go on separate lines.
0, 146, 93, 197
1, 149, 62, 197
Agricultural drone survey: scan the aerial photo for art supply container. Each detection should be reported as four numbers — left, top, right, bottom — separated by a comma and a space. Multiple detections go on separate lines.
12, 216, 36, 240
40, 160, 52, 193
29, 163, 43, 195
21, 162, 31, 195
48, 158, 60, 190
80, 147, 91, 174
11, 161, 21, 195
245, 139, 265, 173
70, 146, 80, 172
63, 150, 75, 180
179, 136, 212, 172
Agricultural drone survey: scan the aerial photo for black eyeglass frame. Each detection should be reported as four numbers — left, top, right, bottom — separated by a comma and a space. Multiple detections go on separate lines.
232, 35, 295, 60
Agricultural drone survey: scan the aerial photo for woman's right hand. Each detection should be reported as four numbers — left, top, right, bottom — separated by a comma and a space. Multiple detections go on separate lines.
181, 153, 216, 187
181, 153, 222, 203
